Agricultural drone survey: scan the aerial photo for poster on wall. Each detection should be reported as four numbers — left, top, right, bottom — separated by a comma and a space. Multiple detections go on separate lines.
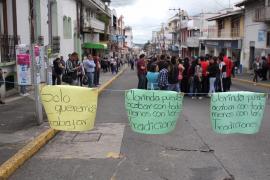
16, 45, 32, 85
258, 30, 266, 42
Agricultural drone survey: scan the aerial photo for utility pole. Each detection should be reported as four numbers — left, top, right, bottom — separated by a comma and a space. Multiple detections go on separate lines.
29, 0, 43, 125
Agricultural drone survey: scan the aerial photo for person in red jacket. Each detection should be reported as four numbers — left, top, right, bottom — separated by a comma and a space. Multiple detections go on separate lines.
200, 56, 210, 96
221, 53, 233, 91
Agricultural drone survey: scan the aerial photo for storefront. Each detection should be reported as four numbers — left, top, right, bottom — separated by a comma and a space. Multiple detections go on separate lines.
204, 40, 242, 61
82, 42, 108, 57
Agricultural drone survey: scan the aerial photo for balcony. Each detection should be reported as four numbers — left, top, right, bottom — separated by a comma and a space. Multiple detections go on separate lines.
206, 26, 242, 39
92, 0, 105, 10
84, 18, 105, 33
254, 6, 270, 22
187, 36, 200, 47
0, 35, 20, 63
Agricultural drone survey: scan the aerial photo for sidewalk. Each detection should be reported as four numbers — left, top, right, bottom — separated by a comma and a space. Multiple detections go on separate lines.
233, 73, 270, 88
0, 69, 124, 166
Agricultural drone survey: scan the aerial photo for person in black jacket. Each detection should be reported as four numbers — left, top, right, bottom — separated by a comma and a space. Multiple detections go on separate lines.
207, 57, 219, 94
0, 69, 5, 104
52, 58, 64, 85
168, 56, 180, 92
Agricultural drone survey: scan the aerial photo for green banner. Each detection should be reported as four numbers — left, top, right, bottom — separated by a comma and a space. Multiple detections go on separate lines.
125, 89, 184, 134
211, 92, 267, 134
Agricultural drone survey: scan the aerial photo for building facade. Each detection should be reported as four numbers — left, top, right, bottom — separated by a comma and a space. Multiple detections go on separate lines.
236, 0, 270, 70
0, 0, 113, 97
201, 9, 244, 64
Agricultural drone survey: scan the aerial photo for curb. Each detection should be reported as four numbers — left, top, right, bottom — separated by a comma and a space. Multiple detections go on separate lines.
0, 67, 128, 180
0, 129, 58, 180
233, 78, 270, 88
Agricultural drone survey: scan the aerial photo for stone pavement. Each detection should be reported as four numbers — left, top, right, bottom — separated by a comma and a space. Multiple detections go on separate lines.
0, 70, 121, 166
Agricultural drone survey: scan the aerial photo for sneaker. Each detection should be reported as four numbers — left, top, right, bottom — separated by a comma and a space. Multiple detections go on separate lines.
0, 101, 5, 104
191, 97, 196, 100
198, 97, 203, 100
23, 93, 30, 96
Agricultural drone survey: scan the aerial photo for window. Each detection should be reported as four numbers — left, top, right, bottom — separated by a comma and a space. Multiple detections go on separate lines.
267, 31, 270, 47
63, 16, 72, 39
218, 20, 224, 30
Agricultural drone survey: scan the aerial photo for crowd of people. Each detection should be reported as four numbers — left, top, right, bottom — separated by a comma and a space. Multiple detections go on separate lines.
136, 53, 237, 99
252, 54, 270, 83
52, 52, 124, 88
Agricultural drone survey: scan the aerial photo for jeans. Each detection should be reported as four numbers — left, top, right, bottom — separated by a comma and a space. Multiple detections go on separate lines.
209, 77, 216, 94
86, 72, 95, 88
137, 74, 146, 89
94, 70, 100, 85
168, 83, 180, 92
193, 76, 202, 97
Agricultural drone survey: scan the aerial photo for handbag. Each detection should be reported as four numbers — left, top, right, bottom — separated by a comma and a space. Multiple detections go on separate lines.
62, 69, 73, 84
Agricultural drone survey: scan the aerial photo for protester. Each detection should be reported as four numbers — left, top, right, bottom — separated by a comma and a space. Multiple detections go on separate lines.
137, 54, 147, 89
188, 57, 196, 96
224, 56, 233, 91
181, 57, 190, 94
66, 52, 80, 85
130, 58, 135, 70
83, 54, 96, 88
0, 69, 5, 104
52, 58, 64, 85
219, 56, 227, 92
178, 59, 185, 92
146, 63, 159, 90
261, 56, 268, 81
110, 57, 116, 74
157, 61, 169, 90
60, 56, 66, 69
192, 59, 203, 100
94, 55, 101, 86
76, 59, 85, 87
253, 57, 262, 83
207, 57, 219, 95
200, 56, 209, 96
168, 56, 180, 92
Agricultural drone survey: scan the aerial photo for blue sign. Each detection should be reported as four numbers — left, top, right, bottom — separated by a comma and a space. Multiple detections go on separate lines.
258, 30, 266, 42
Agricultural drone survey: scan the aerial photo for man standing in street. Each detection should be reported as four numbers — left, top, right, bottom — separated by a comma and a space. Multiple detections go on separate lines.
94, 55, 101, 86
83, 54, 96, 88
0, 69, 5, 104
137, 54, 147, 89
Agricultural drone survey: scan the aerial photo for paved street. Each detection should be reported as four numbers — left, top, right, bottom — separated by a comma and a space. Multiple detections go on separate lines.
0, 72, 119, 166
9, 69, 270, 180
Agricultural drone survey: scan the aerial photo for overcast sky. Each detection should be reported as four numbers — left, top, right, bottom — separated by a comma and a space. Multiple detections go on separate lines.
111, 0, 242, 44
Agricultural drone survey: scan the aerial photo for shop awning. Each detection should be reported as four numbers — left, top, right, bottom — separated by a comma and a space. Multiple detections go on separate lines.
82, 42, 106, 49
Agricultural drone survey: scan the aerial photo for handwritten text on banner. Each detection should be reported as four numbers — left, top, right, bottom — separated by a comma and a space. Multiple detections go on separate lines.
41, 85, 98, 131
125, 89, 183, 134
211, 92, 266, 134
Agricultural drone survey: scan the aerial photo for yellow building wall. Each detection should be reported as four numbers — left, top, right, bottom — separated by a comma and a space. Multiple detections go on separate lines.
239, 16, 244, 37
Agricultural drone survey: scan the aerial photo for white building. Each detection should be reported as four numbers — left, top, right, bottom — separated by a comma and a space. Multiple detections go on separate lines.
124, 26, 133, 48
236, 0, 270, 70
0, 0, 111, 96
